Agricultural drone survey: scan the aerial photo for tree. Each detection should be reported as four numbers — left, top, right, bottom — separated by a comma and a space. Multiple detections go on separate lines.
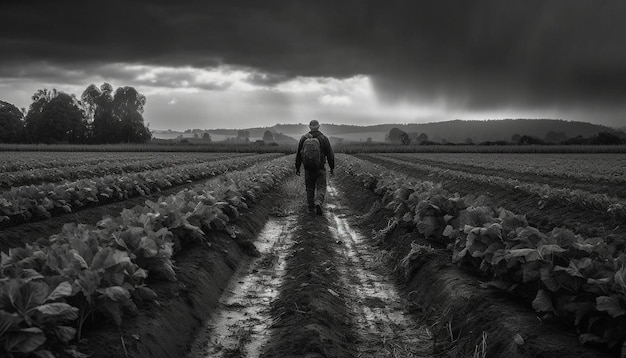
44, 93, 87, 143
82, 83, 117, 143
24, 91, 86, 143
589, 131, 624, 145
31, 89, 58, 111
562, 135, 587, 145
386, 127, 408, 144
0, 100, 24, 143
262, 130, 274, 143
23, 89, 57, 142
202, 132, 212, 142
81, 84, 100, 122
518, 135, 544, 145
416, 133, 429, 143
113, 86, 151, 143
399, 131, 410, 145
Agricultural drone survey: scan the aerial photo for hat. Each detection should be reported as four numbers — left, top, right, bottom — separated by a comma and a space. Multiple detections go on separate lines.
309, 120, 320, 130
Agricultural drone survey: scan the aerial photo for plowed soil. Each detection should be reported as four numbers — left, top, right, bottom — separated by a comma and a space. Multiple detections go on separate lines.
185, 176, 434, 358
356, 154, 625, 243
333, 168, 614, 358
2, 159, 617, 358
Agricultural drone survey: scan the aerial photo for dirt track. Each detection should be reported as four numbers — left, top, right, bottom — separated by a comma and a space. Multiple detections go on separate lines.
178, 169, 612, 357
185, 176, 434, 357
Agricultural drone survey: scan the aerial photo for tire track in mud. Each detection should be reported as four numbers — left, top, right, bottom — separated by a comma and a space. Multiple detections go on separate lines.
326, 184, 434, 357
262, 177, 435, 357
260, 194, 357, 357
185, 178, 301, 358
185, 217, 296, 358
186, 175, 435, 357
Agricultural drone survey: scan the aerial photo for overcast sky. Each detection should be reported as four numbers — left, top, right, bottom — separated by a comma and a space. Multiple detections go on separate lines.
1, 0, 625, 130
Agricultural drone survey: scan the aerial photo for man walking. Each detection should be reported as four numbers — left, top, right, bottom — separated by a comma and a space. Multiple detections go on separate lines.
295, 119, 335, 215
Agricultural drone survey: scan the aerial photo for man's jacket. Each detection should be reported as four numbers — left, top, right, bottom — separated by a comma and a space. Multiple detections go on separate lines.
295, 130, 335, 171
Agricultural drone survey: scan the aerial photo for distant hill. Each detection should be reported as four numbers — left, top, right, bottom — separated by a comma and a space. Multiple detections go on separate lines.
378, 119, 617, 143
153, 119, 618, 144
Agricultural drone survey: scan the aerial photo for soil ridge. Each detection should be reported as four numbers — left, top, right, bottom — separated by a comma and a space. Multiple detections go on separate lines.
355, 154, 625, 242
378, 154, 626, 198
334, 169, 613, 358
260, 209, 358, 358
0, 166, 267, 253
77, 176, 289, 358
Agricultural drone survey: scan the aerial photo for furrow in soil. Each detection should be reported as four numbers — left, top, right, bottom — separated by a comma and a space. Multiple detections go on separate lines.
326, 184, 435, 358
185, 216, 296, 358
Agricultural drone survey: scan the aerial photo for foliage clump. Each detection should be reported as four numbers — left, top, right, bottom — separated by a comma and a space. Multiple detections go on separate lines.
344, 154, 626, 355
0, 156, 292, 357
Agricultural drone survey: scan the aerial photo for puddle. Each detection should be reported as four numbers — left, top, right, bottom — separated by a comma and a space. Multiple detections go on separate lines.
185, 217, 296, 358
326, 185, 434, 357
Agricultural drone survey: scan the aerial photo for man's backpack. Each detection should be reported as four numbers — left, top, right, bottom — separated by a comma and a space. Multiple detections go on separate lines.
301, 134, 322, 170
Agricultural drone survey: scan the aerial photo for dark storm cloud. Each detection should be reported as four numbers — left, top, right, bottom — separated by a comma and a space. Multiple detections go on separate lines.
2, 0, 626, 113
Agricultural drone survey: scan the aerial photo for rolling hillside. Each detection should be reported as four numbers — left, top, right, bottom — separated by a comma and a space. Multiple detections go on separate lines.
153, 119, 618, 143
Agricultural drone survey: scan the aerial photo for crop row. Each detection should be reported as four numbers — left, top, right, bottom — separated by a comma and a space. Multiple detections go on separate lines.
365, 154, 626, 220
0, 153, 283, 229
0, 152, 252, 188
0, 155, 293, 357
0, 152, 215, 172
387, 152, 626, 185
340, 154, 626, 355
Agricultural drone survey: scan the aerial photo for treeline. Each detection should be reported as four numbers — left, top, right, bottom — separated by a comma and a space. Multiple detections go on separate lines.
385, 127, 626, 146
511, 132, 626, 145
0, 83, 151, 144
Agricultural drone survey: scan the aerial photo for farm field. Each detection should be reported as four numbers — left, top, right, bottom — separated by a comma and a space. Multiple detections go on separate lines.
0, 150, 622, 358
0, 153, 281, 236
0, 152, 255, 188
383, 152, 626, 192
360, 153, 626, 237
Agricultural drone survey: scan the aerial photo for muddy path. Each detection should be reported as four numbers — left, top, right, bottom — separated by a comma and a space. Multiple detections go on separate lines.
184, 179, 300, 358
184, 176, 435, 358
325, 185, 433, 357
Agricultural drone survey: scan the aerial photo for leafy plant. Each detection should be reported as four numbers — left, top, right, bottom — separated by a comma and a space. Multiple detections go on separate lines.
0, 155, 293, 357
341, 154, 626, 354
0, 279, 80, 357
0, 154, 282, 229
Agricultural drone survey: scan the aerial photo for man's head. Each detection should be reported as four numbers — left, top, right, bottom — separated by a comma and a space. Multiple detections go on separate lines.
309, 119, 320, 131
